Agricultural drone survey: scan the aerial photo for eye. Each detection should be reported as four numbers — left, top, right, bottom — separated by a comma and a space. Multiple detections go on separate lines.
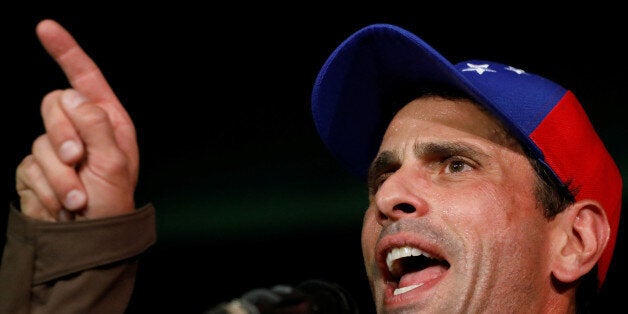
444, 158, 474, 174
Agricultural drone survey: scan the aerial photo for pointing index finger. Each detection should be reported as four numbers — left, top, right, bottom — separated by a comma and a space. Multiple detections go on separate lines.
34, 19, 139, 178
35, 19, 118, 107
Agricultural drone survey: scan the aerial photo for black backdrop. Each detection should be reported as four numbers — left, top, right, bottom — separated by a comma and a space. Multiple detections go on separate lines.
8, 6, 627, 313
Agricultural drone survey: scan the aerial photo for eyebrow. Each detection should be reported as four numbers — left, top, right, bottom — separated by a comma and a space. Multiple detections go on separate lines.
367, 141, 489, 190
414, 142, 489, 160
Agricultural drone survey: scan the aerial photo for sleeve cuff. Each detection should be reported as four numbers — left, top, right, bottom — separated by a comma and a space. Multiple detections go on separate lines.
6, 203, 157, 284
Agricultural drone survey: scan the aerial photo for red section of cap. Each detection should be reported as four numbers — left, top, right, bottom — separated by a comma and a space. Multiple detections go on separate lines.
530, 91, 622, 287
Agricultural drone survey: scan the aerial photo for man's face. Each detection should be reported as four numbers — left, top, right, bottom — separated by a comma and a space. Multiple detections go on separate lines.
362, 96, 556, 313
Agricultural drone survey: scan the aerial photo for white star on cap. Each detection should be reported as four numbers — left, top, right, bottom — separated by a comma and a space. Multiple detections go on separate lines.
461, 63, 496, 75
505, 66, 526, 74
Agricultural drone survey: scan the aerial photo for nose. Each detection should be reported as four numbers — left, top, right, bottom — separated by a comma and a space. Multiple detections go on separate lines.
374, 167, 429, 225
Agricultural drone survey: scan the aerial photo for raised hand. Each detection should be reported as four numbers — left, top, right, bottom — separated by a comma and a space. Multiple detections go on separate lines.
16, 19, 139, 221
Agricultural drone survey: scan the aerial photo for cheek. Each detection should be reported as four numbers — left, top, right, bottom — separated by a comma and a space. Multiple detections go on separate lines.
444, 177, 546, 253
441, 177, 538, 238
450, 155, 538, 223
361, 207, 381, 267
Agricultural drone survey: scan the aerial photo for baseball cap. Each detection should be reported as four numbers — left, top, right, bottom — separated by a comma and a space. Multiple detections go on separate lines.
310, 23, 622, 286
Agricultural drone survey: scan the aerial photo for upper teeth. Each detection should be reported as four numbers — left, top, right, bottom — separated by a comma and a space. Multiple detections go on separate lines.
386, 246, 432, 271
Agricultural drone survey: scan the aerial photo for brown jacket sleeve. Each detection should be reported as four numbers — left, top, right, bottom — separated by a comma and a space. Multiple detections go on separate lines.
0, 203, 156, 314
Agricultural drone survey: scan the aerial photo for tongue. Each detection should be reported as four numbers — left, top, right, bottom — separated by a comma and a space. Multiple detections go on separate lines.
398, 265, 447, 288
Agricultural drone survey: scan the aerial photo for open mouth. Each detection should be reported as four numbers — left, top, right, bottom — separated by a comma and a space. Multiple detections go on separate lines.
385, 246, 450, 296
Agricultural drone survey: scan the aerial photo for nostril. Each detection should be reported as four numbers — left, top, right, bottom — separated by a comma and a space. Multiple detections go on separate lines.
394, 203, 416, 213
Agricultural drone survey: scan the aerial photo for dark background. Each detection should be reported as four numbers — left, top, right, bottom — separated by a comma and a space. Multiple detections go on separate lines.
8, 6, 627, 313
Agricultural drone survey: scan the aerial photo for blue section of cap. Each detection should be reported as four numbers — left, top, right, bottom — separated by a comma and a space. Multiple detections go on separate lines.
454, 60, 566, 135
311, 23, 567, 180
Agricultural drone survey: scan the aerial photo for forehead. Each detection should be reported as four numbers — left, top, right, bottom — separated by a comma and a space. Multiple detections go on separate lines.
383, 96, 519, 149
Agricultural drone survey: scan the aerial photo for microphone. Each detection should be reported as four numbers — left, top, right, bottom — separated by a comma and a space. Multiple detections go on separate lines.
204, 279, 360, 314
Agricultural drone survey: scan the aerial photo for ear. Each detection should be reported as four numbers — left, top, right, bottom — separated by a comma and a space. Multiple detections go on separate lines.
550, 200, 610, 283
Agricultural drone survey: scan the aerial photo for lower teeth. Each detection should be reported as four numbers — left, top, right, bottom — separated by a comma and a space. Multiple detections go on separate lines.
393, 283, 423, 295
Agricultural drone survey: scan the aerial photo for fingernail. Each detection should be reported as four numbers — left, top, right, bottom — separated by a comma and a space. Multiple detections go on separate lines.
59, 140, 83, 163
61, 89, 87, 110
64, 189, 86, 210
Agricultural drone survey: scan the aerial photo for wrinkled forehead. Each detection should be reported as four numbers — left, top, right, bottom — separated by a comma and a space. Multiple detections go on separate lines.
385, 95, 523, 152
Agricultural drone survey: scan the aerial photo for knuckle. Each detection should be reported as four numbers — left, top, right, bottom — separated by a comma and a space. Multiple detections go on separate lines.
19, 155, 40, 179
16, 161, 63, 212
18, 154, 37, 173
77, 105, 109, 126
47, 119, 70, 137
38, 191, 62, 210
16, 155, 38, 190
41, 89, 64, 116
31, 134, 49, 153
98, 150, 129, 173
